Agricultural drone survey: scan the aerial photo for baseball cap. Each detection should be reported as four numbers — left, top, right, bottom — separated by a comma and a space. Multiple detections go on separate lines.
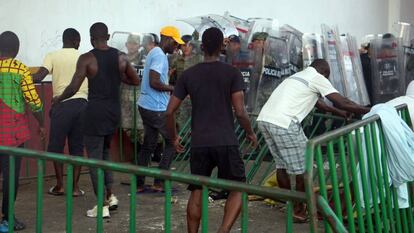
160, 26, 184, 44
228, 34, 240, 43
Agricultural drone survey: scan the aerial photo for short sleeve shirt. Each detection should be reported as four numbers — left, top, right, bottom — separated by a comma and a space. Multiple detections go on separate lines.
43, 48, 88, 100
173, 61, 245, 147
257, 67, 339, 129
138, 47, 169, 111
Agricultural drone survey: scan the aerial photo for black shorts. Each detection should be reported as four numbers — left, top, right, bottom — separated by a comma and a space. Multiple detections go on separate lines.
47, 98, 87, 156
188, 146, 246, 191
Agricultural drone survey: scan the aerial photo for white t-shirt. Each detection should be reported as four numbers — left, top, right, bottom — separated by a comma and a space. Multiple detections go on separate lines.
257, 67, 338, 129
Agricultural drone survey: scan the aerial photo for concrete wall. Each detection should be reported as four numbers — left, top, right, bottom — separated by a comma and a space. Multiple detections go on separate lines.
0, 0, 389, 66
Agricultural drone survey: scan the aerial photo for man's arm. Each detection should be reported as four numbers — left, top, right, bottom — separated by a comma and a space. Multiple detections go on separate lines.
20, 70, 45, 140
315, 99, 349, 118
53, 54, 88, 104
119, 53, 140, 86
32, 67, 49, 83
166, 95, 184, 152
326, 93, 370, 115
232, 91, 257, 147
149, 70, 174, 92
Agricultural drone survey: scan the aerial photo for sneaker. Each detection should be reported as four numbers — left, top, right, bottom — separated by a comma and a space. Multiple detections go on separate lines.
0, 218, 26, 232
0, 220, 7, 233
107, 194, 119, 211
86, 205, 110, 218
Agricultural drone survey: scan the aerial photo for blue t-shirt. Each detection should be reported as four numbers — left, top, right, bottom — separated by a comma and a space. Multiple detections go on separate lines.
138, 47, 170, 111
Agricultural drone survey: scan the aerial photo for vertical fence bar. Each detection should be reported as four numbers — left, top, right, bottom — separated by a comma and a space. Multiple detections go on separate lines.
8, 155, 15, 232
338, 136, 355, 233
346, 132, 366, 233
285, 201, 293, 233
129, 174, 137, 233
305, 146, 318, 233
327, 141, 343, 221
97, 168, 104, 233
164, 180, 172, 233
363, 124, 382, 231
315, 145, 332, 233
201, 186, 209, 233
369, 122, 389, 233
401, 209, 409, 233
133, 86, 138, 165
66, 164, 74, 233
241, 192, 248, 233
36, 159, 44, 233
392, 187, 403, 233
355, 128, 374, 232
407, 183, 414, 233
377, 125, 397, 233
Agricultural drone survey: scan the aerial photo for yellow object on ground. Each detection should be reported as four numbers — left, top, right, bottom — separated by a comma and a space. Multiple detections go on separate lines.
262, 170, 280, 205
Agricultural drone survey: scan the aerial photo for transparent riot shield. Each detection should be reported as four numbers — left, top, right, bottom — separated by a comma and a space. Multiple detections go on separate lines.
254, 36, 290, 113
370, 37, 406, 104
393, 22, 411, 47
226, 35, 256, 112
393, 22, 414, 86
321, 25, 346, 95
340, 34, 370, 105
246, 18, 279, 42
405, 44, 414, 86
281, 24, 303, 74
109, 32, 157, 147
302, 33, 325, 68
224, 13, 252, 43
178, 14, 238, 38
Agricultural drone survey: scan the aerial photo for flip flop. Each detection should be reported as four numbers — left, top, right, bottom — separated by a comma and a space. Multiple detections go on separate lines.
48, 186, 64, 196
73, 189, 85, 197
136, 186, 159, 194
293, 213, 309, 223
152, 186, 179, 194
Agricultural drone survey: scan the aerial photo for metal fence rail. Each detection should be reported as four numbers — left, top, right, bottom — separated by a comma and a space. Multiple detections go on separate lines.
171, 111, 349, 186
305, 104, 414, 233
0, 145, 346, 233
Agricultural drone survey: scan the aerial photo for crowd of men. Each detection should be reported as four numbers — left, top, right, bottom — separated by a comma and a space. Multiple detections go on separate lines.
0, 21, 374, 232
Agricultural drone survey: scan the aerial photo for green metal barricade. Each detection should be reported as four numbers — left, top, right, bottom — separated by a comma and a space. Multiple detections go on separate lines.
305, 104, 414, 233
172, 111, 350, 186
0, 145, 347, 233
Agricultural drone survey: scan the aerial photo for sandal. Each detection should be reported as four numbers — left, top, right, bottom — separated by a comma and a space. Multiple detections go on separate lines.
48, 186, 64, 196
73, 189, 85, 197
136, 185, 158, 194
293, 213, 309, 223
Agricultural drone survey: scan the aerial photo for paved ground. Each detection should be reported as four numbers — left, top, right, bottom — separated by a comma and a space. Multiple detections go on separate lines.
11, 171, 311, 233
